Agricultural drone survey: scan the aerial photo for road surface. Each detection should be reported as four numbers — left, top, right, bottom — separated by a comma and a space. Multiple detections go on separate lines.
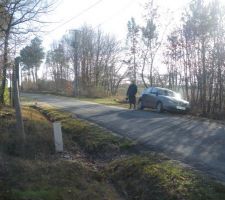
22, 93, 225, 182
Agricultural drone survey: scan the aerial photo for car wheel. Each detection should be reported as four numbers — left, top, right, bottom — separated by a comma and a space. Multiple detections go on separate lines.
138, 100, 144, 110
156, 102, 163, 113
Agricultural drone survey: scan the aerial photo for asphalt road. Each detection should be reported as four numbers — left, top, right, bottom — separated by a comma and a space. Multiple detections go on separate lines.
22, 93, 225, 182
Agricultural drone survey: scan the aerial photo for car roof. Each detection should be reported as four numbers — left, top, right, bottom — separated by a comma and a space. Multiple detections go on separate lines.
148, 87, 175, 93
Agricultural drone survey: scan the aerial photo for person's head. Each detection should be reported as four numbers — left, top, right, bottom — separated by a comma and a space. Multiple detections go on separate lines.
130, 80, 135, 84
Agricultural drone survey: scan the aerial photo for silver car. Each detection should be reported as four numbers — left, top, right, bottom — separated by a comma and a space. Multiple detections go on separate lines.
138, 87, 190, 113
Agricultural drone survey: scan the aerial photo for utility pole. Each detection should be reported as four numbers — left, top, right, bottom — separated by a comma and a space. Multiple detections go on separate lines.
70, 29, 80, 97
13, 57, 25, 155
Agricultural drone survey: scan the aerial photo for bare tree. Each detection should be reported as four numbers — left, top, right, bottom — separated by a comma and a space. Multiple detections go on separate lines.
164, 0, 225, 116
45, 41, 70, 93
0, 0, 55, 104
43, 25, 124, 97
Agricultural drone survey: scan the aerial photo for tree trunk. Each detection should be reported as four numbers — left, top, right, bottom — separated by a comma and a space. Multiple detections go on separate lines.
35, 67, 38, 87
31, 69, 35, 84
0, 30, 10, 104
141, 51, 149, 88
201, 39, 207, 114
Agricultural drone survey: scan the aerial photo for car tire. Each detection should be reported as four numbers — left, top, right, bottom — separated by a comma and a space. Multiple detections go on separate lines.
138, 100, 144, 110
156, 102, 163, 113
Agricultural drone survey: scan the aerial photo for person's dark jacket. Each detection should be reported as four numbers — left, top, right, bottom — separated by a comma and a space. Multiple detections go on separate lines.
127, 83, 137, 104
127, 83, 137, 97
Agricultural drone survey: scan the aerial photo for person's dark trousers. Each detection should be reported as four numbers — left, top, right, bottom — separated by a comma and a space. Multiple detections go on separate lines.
129, 104, 136, 109
129, 95, 136, 109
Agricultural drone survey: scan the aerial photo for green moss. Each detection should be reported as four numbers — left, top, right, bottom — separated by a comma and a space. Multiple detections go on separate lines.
106, 155, 225, 200
4, 87, 10, 105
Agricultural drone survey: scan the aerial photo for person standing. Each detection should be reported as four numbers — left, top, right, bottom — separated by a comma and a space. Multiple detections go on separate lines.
126, 80, 137, 109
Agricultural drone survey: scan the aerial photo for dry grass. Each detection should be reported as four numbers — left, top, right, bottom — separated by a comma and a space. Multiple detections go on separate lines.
1, 105, 225, 200
33, 105, 135, 159
0, 106, 124, 200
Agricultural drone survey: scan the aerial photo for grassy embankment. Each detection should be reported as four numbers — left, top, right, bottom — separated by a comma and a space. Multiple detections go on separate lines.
0, 104, 225, 200
76, 96, 128, 108
0, 106, 126, 200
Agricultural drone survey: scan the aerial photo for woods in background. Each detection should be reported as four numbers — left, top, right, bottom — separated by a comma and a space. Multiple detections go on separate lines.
164, 0, 225, 115
126, 0, 225, 116
1, 0, 225, 118
43, 26, 125, 97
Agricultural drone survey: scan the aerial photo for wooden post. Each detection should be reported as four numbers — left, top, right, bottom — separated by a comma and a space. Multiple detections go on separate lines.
13, 57, 25, 155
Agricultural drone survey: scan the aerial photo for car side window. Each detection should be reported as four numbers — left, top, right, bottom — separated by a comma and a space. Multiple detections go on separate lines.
142, 87, 152, 95
151, 88, 157, 95
146, 87, 152, 94
158, 89, 164, 96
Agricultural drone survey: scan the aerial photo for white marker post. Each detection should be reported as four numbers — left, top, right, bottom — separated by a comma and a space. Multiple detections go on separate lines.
53, 122, 63, 152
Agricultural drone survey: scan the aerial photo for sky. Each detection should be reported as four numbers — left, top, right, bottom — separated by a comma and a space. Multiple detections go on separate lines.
36, 0, 225, 77
41, 0, 191, 50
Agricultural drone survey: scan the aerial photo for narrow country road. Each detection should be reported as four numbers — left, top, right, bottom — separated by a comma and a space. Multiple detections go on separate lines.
22, 93, 225, 182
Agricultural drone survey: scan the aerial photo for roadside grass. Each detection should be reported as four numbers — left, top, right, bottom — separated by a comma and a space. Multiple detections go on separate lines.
33, 105, 135, 159
76, 96, 128, 108
5, 158, 121, 200
0, 106, 123, 200
21, 91, 128, 108
31, 105, 225, 200
0, 106, 54, 158
106, 155, 225, 200
1, 104, 225, 200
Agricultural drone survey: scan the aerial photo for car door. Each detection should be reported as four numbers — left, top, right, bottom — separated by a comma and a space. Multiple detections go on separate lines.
141, 87, 152, 107
149, 87, 158, 108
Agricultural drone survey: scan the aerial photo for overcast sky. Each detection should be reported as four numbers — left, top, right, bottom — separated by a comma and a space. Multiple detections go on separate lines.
41, 0, 191, 49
